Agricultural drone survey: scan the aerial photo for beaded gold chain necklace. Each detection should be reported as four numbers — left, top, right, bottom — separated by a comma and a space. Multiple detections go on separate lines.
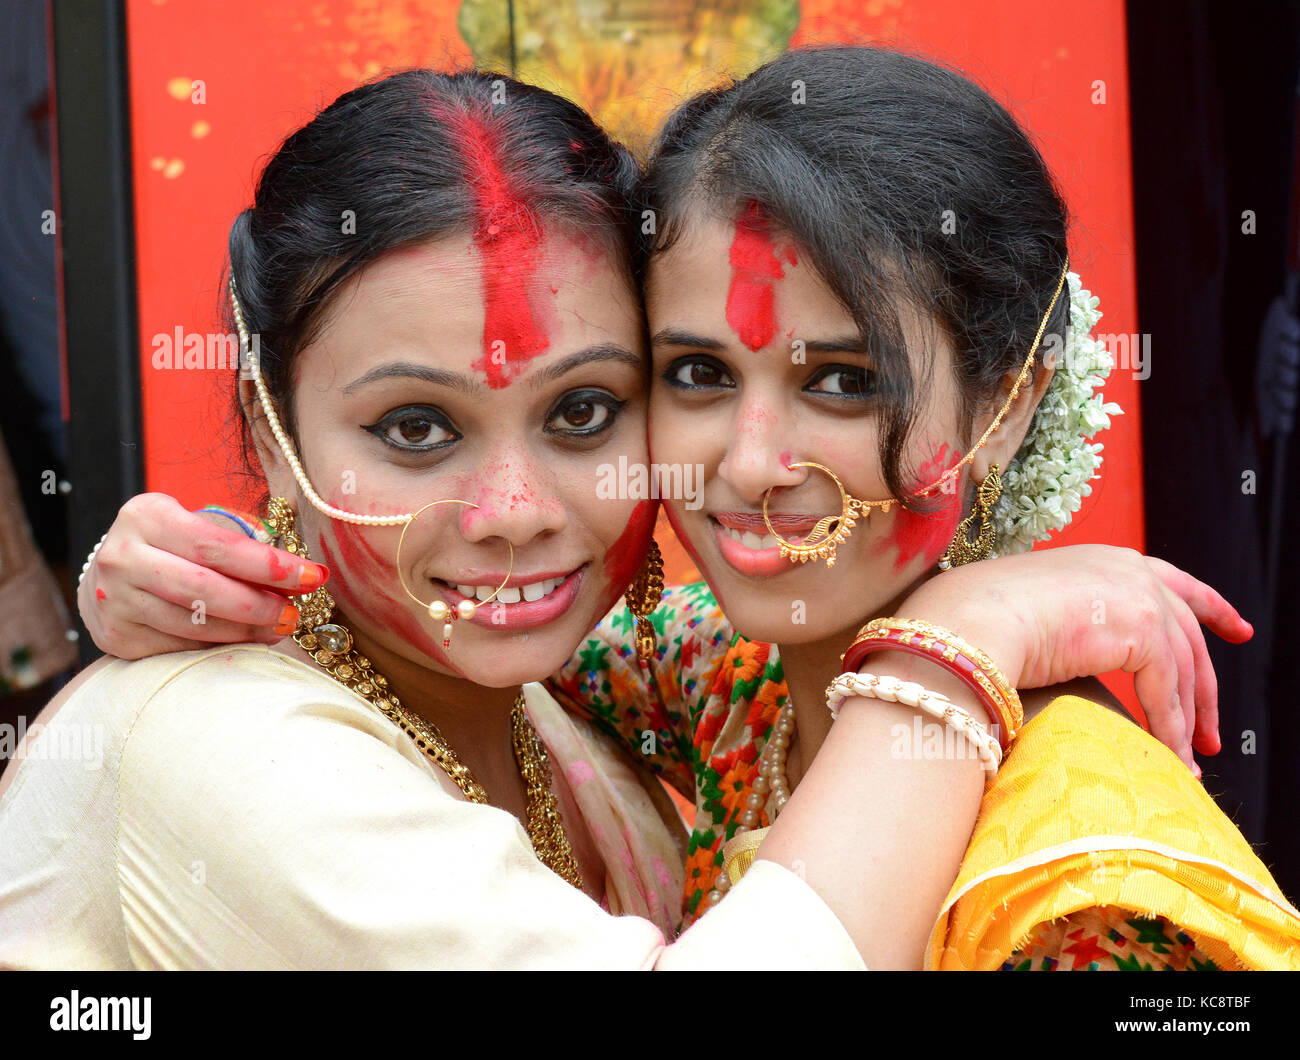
293, 607, 584, 890
266, 499, 584, 890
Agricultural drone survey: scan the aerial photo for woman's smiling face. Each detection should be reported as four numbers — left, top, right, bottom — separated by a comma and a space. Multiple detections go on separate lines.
646, 209, 973, 646
254, 228, 654, 686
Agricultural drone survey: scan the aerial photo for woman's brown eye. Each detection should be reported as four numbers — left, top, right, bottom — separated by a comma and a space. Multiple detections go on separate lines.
546, 391, 620, 436
396, 417, 434, 443
669, 360, 728, 387
564, 402, 595, 427
366, 407, 457, 450
555, 402, 609, 431
808, 367, 876, 399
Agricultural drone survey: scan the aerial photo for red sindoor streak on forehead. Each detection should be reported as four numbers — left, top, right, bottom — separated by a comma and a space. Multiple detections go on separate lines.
447, 109, 551, 388
725, 202, 797, 352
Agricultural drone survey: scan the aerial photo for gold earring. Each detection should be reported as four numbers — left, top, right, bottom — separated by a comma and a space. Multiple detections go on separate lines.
265, 496, 353, 653
761, 462, 890, 568
395, 501, 514, 650
938, 464, 1003, 570
624, 539, 665, 662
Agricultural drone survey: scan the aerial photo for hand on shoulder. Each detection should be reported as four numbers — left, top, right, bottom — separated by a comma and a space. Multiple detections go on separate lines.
892, 544, 1251, 773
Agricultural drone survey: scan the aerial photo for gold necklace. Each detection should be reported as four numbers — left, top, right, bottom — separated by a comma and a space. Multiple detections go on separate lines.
295, 616, 584, 890
265, 500, 584, 889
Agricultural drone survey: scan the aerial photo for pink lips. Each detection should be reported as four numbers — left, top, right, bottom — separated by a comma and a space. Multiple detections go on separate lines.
432, 565, 587, 631
710, 513, 818, 578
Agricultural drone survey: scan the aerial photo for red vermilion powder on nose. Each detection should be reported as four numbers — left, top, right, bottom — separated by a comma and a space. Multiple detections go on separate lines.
445, 109, 551, 388
725, 202, 797, 352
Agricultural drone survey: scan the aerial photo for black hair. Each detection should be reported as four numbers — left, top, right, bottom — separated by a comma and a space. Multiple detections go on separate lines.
225, 68, 646, 480
643, 44, 1070, 502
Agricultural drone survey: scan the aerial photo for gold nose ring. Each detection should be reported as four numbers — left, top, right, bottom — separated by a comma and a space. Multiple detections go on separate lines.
396, 500, 514, 648
761, 462, 894, 568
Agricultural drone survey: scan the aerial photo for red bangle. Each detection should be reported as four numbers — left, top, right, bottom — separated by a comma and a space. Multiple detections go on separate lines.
842, 623, 1021, 749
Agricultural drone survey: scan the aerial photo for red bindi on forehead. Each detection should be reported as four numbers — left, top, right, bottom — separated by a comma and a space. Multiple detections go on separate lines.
725, 202, 797, 353
445, 109, 551, 389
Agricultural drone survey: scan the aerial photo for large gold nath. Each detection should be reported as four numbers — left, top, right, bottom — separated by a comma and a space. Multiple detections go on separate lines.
760, 462, 895, 568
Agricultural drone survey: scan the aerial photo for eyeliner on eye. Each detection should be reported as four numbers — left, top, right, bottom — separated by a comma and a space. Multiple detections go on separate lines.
545, 389, 627, 437
804, 364, 877, 401
662, 354, 734, 390
362, 405, 459, 452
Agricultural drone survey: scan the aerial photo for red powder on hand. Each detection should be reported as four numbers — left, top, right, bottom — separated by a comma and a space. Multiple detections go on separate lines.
725, 203, 797, 352
267, 550, 292, 583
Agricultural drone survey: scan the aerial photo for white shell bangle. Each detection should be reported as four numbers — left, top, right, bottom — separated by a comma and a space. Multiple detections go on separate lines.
825, 671, 1003, 775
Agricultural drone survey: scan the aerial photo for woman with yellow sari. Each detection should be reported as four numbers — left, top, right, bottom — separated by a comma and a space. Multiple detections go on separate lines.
61, 48, 1300, 969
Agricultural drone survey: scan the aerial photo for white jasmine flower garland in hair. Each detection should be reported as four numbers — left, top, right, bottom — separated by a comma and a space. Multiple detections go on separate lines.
992, 272, 1124, 556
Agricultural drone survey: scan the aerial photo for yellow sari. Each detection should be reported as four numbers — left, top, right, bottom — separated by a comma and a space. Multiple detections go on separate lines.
929, 695, 1300, 970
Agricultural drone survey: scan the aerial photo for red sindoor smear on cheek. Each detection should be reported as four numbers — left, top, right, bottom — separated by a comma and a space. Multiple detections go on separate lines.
317, 525, 456, 672
725, 203, 797, 352
879, 444, 965, 571
447, 110, 550, 388
598, 500, 658, 613
661, 503, 720, 607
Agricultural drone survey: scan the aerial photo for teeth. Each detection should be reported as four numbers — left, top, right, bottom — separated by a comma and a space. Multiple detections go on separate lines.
720, 525, 781, 550
451, 576, 566, 604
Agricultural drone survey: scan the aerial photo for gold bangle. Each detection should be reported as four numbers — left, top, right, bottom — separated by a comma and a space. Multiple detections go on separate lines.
843, 617, 1023, 746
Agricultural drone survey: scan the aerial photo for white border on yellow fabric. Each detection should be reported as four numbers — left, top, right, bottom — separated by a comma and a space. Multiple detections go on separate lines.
925, 833, 1300, 961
